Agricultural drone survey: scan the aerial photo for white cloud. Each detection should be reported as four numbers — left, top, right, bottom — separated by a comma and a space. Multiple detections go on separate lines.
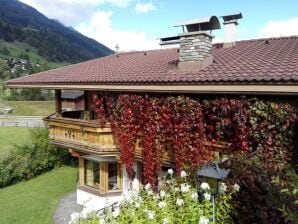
21, 0, 133, 7
259, 17, 298, 38
19, 0, 133, 25
19, 0, 158, 51
135, 2, 156, 14
76, 10, 159, 51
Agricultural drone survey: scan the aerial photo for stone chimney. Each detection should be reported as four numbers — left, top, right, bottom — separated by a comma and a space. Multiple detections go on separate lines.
178, 31, 214, 71
160, 16, 220, 71
221, 13, 243, 48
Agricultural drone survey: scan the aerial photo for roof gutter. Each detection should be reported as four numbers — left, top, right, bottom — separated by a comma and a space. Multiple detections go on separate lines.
6, 83, 298, 95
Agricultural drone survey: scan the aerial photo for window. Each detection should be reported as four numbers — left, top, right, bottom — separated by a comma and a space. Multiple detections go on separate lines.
80, 158, 122, 193
84, 160, 100, 189
108, 162, 119, 190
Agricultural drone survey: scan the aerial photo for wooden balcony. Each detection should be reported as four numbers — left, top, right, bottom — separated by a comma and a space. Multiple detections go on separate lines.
44, 111, 229, 164
44, 112, 118, 155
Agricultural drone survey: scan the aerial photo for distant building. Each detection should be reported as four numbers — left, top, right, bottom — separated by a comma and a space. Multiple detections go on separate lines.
2, 107, 13, 114
61, 91, 84, 111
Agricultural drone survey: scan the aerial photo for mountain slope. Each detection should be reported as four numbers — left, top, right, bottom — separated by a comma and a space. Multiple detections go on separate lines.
0, 0, 113, 63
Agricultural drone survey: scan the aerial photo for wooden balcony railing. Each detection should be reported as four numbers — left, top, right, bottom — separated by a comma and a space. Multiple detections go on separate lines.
44, 113, 118, 155
44, 112, 229, 164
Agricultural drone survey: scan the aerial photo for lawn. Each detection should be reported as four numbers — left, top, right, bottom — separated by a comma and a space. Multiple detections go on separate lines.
0, 166, 78, 224
0, 127, 32, 153
0, 100, 55, 116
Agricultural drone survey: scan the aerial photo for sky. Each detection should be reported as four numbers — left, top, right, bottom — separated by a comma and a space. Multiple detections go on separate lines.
19, 0, 298, 51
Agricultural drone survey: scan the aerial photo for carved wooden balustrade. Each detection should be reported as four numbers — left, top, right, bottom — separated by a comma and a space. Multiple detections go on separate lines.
44, 113, 118, 155
44, 112, 229, 164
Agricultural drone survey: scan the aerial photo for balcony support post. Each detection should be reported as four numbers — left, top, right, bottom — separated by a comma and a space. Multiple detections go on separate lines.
84, 91, 89, 110
83, 91, 90, 120
55, 89, 62, 116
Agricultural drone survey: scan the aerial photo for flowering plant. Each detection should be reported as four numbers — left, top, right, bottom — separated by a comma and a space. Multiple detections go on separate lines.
78, 170, 238, 224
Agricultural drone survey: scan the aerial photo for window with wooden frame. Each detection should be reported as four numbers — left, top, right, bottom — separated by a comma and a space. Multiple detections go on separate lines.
79, 157, 122, 194
84, 160, 100, 189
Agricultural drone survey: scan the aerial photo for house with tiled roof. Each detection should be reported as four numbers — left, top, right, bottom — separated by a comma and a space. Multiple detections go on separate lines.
6, 14, 298, 210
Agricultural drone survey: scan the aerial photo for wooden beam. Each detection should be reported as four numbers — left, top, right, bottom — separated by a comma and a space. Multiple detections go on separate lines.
69, 149, 86, 157
83, 91, 90, 120
7, 84, 298, 95
55, 90, 62, 116
117, 163, 122, 190
100, 163, 107, 193
84, 90, 89, 111
79, 157, 84, 186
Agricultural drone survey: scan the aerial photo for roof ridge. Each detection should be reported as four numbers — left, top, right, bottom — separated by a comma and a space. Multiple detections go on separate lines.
213, 35, 298, 46
117, 48, 177, 55
236, 35, 298, 43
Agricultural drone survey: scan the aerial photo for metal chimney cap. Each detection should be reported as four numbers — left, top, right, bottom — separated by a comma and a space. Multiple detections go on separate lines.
175, 16, 221, 32
221, 12, 243, 22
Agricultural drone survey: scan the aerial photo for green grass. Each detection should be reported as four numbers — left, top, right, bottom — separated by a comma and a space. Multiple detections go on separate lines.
0, 100, 55, 116
0, 166, 78, 224
0, 39, 70, 68
0, 127, 32, 153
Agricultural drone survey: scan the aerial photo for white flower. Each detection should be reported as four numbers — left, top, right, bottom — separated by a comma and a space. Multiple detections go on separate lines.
158, 201, 166, 209
233, 183, 240, 192
135, 202, 140, 208
160, 190, 166, 198
147, 210, 155, 220
180, 170, 187, 177
112, 209, 120, 218
127, 197, 134, 204
220, 182, 227, 193
144, 183, 151, 191
203, 192, 211, 201
176, 198, 184, 206
147, 190, 153, 195
99, 219, 106, 224
69, 212, 80, 223
163, 217, 170, 224
191, 192, 198, 200
199, 216, 209, 224
180, 183, 190, 193
153, 195, 159, 200
200, 182, 210, 191
168, 168, 174, 175
174, 187, 180, 192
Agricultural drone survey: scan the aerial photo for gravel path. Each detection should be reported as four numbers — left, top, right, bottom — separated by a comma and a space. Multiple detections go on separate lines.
54, 192, 83, 224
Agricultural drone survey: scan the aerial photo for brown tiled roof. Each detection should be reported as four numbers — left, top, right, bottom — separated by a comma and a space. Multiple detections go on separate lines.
6, 36, 298, 86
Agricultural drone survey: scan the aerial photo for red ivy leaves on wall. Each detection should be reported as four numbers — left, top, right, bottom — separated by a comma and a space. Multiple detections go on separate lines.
248, 100, 296, 172
202, 98, 250, 152
90, 91, 106, 126
92, 93, 297, 185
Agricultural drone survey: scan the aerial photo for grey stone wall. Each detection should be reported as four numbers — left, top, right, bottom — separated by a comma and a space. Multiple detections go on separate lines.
179, 32, 213, 62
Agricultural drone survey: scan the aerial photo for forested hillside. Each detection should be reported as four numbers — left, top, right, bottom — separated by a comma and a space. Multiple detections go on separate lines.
0, 0, 113, 63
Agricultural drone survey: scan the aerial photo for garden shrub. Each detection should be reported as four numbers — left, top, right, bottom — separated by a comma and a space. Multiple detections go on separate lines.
272, 165, 298, 223
222, 154, 298, 224
0, 128, 71, 187
76, 170, 238, 224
